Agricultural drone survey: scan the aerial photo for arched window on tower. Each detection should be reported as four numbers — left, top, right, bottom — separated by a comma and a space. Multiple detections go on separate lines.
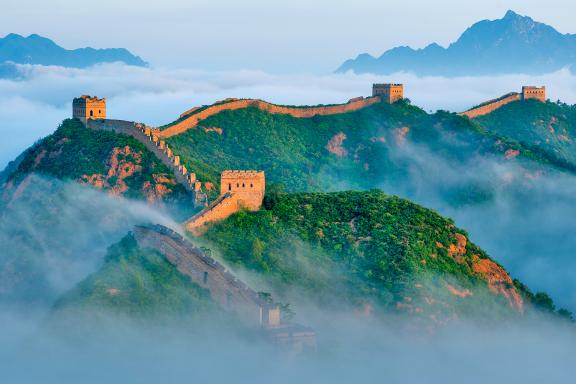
228, 183, 232, 191
90, 110, 94, 117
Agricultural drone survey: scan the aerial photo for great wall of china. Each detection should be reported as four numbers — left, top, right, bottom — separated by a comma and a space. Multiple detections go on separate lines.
459, 86, 546, 118
133, 224, 278, 325
86, 118, 266, 231
87, 119, 208, 206
75, 86, 401, 233
156, 96, 383, 138
74, 83, 546, 234
133, 224, 316, 351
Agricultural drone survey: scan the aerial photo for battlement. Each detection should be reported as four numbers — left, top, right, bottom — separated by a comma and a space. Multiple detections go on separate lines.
372, 83, 404, 103
186, 170, 265, 234
522, 86, 546, 102
159, 94, 383, 138
460, 85, 547, 118
221, 170, 265, 210
73, 95, 106, 123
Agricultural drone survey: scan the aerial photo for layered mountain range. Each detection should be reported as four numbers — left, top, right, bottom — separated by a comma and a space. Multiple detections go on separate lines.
0, 33, 146, 78
1, 94, 575, 331
337, 11, 576, 76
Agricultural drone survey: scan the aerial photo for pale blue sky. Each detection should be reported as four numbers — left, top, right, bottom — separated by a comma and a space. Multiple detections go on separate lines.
1, 0, 575, 73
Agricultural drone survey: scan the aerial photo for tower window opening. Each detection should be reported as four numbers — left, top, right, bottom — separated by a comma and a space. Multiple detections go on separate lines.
90, 110, 94, 117
228, 183, 232, 191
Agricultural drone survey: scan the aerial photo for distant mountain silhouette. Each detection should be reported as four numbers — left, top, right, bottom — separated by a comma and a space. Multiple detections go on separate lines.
337, 10, 576, 76
0, 33, 146, 75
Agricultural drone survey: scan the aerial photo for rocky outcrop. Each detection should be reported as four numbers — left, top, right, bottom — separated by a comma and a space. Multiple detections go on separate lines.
87, 119, 207, 206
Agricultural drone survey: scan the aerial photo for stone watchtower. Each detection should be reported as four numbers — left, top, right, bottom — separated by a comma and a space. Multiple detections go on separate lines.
521, 86, 546, 102
221, 170, 265, 211
73, 95, 106, 123
372, 83, 404, 103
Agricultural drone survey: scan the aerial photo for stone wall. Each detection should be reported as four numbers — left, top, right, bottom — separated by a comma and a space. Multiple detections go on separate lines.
220, 170, 265, 211
459, 93, 521, 119
522, 86, 546, 102
372, 84, 404, 103
185, 192, 240, 234
133, 224, 280, 327
185, 170, 266, 233
159, 96, 382, 138
73, 95, 106, 122
87, 119, 205, 205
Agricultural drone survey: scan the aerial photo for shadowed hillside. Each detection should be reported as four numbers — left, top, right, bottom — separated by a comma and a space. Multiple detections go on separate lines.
475, 100, 576, 169
199, 190, 569, 325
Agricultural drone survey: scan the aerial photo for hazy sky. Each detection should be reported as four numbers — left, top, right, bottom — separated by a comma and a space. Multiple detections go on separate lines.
1, 0, 575, 73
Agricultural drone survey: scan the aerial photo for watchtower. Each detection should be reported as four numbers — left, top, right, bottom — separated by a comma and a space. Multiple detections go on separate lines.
73, 95, 106, 123
372, 84, 404, 103
521, 86, 546, 102
220, 170, 265, 211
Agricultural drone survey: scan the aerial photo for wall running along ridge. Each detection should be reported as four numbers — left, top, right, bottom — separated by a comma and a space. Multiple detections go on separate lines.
459, 93, 521, 118
185, 171, 265, 234
87, 119, 207, 206
157, 96, 382, 138
133, 224, 281, 327
86, 119, 264, 233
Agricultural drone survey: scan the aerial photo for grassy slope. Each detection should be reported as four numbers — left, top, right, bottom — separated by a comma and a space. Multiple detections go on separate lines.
4, 119, 193, 215
51, 234, 218, 322
202, 190, 556, 323
165, 100, 567, 196
475, 100, 576, 170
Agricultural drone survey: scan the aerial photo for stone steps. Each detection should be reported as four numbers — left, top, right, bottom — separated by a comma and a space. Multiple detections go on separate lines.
87, 119, 207, 207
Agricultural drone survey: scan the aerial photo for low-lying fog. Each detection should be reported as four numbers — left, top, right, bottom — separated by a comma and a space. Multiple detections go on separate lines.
2, 63, 575, 169
1, 65, 576, 383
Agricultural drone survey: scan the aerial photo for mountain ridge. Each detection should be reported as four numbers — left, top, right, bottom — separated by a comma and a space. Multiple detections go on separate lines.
337, 10, 576, 76
0, 33, 146, 77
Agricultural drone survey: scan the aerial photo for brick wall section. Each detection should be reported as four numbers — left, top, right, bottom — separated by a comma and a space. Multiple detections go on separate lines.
133, 224, 280, 327
522, 86, 546, 102
185, 171, 265, 234
459, 93, 521, 119
220, 170, 265, 211
184, 192, 240, 234
158, 96, 382, 138
87, 119, 199, 195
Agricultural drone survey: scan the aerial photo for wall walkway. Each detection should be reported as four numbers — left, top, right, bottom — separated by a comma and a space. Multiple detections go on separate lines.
158, 96, 382, 138
459, 93, 521, 118
133, 224, 278, 327
87, 119, 205, 204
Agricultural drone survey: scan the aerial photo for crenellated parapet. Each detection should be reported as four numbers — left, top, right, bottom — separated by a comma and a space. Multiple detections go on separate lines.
73, 95, 106, 123
372, 83, 404, 103
135, 123, 208, 207
185, 170, 265, 234
158, 96, 383, 138
460, 86, 547, 118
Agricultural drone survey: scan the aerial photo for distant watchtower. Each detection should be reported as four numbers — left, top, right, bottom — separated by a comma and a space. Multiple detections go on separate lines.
372, 84, 404, 103
522, 86, 546, 102
220, 170, 265, 211
73, 95, 106, 123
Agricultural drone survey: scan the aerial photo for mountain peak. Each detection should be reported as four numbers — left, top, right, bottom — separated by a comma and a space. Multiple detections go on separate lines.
3, 33, 24, 40
336, 11, 576, 76
503, 10, 520, 20
0, 33, 147, 70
